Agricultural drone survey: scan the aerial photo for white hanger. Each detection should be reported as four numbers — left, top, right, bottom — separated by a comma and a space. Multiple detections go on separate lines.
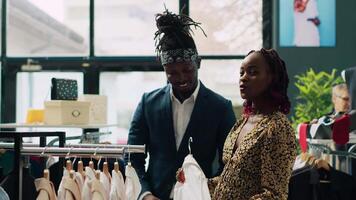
188, 137, 193, 155
341, 70, 346, 81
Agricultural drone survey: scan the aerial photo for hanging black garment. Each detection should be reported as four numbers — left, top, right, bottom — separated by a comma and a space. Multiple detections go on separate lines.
288, 166, 356, 200
0, 167, 37, 200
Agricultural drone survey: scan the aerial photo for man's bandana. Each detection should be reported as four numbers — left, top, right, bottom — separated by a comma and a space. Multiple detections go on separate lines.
160, 48, 200, 66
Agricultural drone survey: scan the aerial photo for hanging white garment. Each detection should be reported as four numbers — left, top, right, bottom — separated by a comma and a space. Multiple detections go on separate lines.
125, 164, 141, 200
57, 176, 81, 200
109, 170, 127, 200
34, 178, 57, 200
100, 172, 111, 200
173, 154, 211, 200
57, 169, 69, 200
74, 172, 84, 195
81, 167, 95, 200
92, 179, 107, 200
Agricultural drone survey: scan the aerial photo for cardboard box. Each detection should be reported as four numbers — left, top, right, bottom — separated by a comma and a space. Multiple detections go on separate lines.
78, 95, 107, 124
44, 100, 90, 125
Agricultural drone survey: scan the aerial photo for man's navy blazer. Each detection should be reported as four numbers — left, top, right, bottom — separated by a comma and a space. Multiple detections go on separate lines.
127, 82, 236, 199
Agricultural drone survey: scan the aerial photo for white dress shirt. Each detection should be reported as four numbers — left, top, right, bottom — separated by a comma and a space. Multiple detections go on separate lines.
170, 81, 200, 150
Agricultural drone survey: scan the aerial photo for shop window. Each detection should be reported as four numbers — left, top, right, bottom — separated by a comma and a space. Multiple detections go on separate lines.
199, 59, 243, 106
190, 0, 262, 55
94, 0, 178, 56
7, 0, 89, 56
99, 72, 166, 142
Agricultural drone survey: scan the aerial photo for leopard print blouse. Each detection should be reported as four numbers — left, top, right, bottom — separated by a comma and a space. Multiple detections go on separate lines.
209, 111, 297, 200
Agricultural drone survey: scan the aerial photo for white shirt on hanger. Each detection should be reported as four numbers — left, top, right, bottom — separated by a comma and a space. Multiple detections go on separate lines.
100, 171, 111, 200
110, 170, 127, 200
125, 164, 141, 200
81, 167, 95, 200
174, 154, 211, 200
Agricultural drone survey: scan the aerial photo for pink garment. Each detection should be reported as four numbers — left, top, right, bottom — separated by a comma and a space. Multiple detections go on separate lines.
299, 123, 308, 152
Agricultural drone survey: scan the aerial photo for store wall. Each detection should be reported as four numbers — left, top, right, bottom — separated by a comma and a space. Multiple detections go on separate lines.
273, 0, 356, 113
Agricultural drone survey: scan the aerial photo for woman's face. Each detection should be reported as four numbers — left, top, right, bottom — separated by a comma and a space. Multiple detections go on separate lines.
239, 52, 272, 101
164, 62, 198, 96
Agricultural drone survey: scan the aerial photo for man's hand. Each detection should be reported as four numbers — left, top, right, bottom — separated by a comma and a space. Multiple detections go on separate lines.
143, 194, 160, 200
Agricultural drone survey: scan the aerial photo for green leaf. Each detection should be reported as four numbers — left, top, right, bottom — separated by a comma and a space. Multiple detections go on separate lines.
292, 68, 342, 128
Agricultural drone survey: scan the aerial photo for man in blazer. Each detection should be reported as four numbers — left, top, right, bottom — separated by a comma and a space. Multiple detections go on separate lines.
127, 10, 236, 200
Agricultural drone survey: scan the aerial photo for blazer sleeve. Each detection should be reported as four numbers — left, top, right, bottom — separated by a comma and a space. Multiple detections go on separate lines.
127, 94, 151, 195
249, 120, 297, 200
215, 100, 236, 175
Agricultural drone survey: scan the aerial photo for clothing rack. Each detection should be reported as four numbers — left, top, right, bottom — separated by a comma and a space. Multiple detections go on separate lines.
0, 131, 146, 200
0, 131, 65, 200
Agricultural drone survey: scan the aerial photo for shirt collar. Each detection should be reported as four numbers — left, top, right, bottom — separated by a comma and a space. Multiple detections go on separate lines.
170, 80, 200, 102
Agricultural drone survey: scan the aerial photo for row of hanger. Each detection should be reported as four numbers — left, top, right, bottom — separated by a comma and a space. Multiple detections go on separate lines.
42, 158, 121, 182
300, 152, 330, 171
299, 152, 331, 183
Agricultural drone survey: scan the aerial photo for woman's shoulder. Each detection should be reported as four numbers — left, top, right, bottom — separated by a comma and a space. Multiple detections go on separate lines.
268, 111, 292, 126
265, 112, 295, 138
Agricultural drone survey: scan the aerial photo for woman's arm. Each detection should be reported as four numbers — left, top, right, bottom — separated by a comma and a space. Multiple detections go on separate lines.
250, 119, 297, 200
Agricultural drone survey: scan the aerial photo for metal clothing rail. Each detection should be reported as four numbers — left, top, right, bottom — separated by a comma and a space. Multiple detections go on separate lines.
308, 142, 354, 174
20, 147, 136, 158
0, 142, 146, 154
21, 145, 145, 157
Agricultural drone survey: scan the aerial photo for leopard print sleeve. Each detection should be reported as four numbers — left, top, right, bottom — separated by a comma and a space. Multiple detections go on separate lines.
208, 176, 220, 195
249, 115, 297, 200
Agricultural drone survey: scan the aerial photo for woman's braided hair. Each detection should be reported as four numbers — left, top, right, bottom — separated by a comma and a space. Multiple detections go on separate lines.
243, 48, 291, 115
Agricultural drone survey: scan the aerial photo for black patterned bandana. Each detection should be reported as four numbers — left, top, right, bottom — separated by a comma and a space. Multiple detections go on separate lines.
160, 48, 200, 67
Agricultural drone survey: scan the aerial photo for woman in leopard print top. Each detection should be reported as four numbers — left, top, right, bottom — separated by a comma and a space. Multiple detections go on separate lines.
209, 49, 297, 200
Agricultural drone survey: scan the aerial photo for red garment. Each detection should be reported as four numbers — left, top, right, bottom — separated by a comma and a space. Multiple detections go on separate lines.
332, 114, 351, 145
299, 123, 308, 153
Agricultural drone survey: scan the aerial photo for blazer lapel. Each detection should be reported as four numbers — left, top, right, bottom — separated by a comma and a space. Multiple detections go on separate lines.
162, 86, 178, 152
177, 83, 208, 154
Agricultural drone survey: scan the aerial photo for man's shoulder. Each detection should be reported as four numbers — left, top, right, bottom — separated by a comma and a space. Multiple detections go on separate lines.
202, 85, 231, 105
142, 85, 169, 102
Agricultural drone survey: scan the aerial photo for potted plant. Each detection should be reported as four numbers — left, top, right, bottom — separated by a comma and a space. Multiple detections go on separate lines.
292, 68, 343, 128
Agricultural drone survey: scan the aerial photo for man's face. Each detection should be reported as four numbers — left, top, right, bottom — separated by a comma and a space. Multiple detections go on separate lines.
332, 89, 350, 113
163, 62, 198, 97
